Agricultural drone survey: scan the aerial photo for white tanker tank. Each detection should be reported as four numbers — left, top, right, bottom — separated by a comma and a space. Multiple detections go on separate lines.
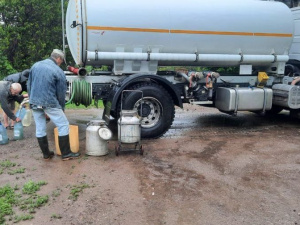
64, 0, 300, 139
66, 0, 294, 74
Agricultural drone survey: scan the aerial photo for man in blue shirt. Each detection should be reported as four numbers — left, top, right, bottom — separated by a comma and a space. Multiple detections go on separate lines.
28, 49, 80, 160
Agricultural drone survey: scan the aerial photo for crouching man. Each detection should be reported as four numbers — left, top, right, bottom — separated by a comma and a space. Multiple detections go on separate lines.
0, 82, 24, 128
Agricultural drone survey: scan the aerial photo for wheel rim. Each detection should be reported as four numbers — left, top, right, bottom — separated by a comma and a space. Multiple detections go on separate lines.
133, 97, 162, 128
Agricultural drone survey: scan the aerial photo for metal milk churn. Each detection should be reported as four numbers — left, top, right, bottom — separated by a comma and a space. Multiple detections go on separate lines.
86, 120, 112, 156
118, 110, 141, 144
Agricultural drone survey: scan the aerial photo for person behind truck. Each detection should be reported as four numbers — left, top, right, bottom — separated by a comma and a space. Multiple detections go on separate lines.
0, 82, 24, 128
27, 49, 80, 161
2, 69, 30, 129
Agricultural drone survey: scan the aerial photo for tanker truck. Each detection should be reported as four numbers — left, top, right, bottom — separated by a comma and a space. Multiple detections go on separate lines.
63, 0, 300, 138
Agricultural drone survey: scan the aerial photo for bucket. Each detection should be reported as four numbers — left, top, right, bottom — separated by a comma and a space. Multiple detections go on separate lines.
54, 125, 79, 155
86, 120, 112, 156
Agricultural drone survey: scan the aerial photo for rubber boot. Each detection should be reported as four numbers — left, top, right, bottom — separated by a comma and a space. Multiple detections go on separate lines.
58, 135, 80, 161
37, 136, 54, 160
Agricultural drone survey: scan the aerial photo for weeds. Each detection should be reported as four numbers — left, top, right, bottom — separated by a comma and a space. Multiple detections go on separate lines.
51, 214, 62, 219
69, 183, 90, 201
0, 181, 48, 224
0, 185, 17, 224
0, 160, 16, 168
19, 195, 49, 213
7, 168, 25, 175
22, 180, 47, 195
0, 160, 25, 176
51, 189, 61, 198
13, 214, 34, 223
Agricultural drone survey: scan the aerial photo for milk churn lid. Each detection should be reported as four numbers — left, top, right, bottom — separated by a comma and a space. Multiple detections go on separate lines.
98, 127, 112, 140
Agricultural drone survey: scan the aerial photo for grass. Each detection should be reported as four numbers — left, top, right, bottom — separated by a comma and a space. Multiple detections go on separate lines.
65, 99, 103, 109
0, 160, 16, 168
0, 174, 93, 223
69, 183, 90, 201
51, 214, 62, 219
0, 160, 25, 176
13, 214, 34, 223
0, 180, 48, 224
7, 168, 25, 175
22, 180, 47, 195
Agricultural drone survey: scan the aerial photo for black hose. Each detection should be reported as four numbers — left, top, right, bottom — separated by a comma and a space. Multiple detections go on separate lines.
66, 80, 92, 107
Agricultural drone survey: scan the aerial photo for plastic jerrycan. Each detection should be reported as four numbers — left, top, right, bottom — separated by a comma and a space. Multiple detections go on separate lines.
54, 125, 79, 155
0, 122, 9, 145
14, 108, 26, 140
22, 109, 32, 127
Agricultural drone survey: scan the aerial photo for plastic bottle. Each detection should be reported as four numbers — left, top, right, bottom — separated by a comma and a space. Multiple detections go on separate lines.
22, 109, 32, 127
0, 122, 9, 145
13, 122, 24, 140
14, 108, 25, 140
16, 107, 27, 119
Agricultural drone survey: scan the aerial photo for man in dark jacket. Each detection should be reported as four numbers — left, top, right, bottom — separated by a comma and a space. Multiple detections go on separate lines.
28, 49, 80, 161
4, 69, 30, 92
2, 70, 30, 129
0, 81, 24, 128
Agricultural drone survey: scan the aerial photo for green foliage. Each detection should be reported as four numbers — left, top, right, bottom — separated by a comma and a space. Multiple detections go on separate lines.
51, 214, 62, 219
0, 160, 26, 176
22, 180, 47, 195
0, 0, 67, 75
19, 195, 49, 212
69, 183, 90, 201
0, 185, 17, 223
0, 181, 48, 224
7, 168, 25, 175
13, 214, 34, 223
0, 160, 16, 168
65, 99, 103, 109
158, 66, 239, 74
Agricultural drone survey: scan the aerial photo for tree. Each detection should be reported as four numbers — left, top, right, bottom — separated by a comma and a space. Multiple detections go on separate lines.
0, 0, 65, 78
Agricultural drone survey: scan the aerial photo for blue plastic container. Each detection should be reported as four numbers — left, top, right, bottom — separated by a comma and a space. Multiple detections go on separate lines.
13, 122, 24, 140
14, 108, 25, 140
0, 122, 9, 145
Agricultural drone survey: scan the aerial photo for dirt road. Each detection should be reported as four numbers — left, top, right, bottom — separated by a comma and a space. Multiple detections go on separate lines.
1, 105, 300, 225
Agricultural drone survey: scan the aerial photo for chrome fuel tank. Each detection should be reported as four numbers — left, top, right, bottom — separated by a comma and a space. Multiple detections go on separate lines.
215, 87, 273, 112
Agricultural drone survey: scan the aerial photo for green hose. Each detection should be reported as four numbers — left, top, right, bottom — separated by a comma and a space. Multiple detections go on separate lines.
66, 80, 92, 107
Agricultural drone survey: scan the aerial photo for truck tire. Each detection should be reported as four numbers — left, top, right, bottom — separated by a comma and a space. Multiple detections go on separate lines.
121, 82, 175, 138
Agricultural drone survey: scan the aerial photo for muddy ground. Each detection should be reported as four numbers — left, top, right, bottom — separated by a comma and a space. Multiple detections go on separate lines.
1, 104, 300, 225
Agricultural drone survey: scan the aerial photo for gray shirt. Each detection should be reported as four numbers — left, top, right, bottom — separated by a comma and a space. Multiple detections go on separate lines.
0, 81, 24, 121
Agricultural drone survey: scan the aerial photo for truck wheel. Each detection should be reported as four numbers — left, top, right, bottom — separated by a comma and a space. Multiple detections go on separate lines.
121, 82, 175, 138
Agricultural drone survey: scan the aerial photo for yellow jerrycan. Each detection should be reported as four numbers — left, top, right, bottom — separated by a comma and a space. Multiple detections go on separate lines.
54, 125, 79, 155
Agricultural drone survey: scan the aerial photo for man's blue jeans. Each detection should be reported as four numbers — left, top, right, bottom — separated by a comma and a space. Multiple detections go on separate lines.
32, 108, 69, 137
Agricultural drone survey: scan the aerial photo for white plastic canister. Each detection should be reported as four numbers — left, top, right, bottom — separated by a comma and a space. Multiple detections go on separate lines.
86, 120, 112, 156
118, 110, 141, 144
